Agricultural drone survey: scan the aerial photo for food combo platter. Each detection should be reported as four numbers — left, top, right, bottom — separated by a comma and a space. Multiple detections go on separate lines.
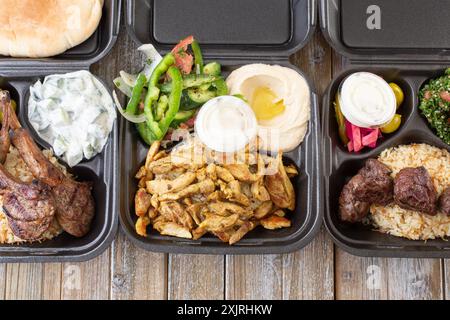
0, 0, 121, 262
119, 0, 322, 254
321, 0, 450, 258
0, 0, 449, 262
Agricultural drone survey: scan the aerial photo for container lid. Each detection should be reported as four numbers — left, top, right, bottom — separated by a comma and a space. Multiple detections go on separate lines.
126, 0, 316, 58
320, 0, 450, 63
0, 0, 121, 71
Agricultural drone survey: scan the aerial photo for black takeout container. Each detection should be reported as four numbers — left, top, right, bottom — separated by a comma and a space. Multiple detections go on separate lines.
320, 0, 450, 258
0, 0, 121, 263
121, 0, 322, 254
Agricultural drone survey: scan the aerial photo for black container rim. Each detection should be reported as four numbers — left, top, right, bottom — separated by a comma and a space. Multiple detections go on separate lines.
0, 0, 122, 71
319, 0, 450, 64
126, 0, 317, 58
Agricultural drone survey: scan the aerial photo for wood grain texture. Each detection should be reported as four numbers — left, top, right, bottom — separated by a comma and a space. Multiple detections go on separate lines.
169, 255, 224, 300
225, 32, 335, 300
443, 260, 448, 300
332, 51, 444, 301
4, 263, 62, 299
101, 25, 168, 301
0, 265, 6, 299
5, 264, 43, 299
60, 250, 110, 300
111, 232, 167, 300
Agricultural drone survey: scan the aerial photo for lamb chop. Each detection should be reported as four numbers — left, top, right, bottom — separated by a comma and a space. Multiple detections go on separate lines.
0, 91, 55, 240
0, 166, 55, 240
5, 93, 95, 237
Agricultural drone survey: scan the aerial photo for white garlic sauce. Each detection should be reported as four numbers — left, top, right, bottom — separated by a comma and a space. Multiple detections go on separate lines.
28, 70, 116, 167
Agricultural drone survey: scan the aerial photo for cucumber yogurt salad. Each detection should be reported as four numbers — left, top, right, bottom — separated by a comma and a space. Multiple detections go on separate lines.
28, 70, 116, 167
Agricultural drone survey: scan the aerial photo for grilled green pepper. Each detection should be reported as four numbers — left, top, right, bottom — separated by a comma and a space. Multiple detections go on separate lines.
160, 74, 218, 94
192, 40, 204, 74
155, 95, 169, 121
142, 53, 176, 140
125, 74, 147, 114
158, 66, 183, 139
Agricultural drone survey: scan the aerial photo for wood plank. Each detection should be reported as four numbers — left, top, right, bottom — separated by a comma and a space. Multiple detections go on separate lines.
445, 260, 449, 300
111, 232, 167, 300
226, 229, 335, 300
0, 265, 6, 299
226, 32, 335, 300
4, 263, 61, 299
60, 250, 110, 300
226, 255, 283, 299
281, 229, 334, 299
332, 51, 444, 301
103, 24, 168, 301
168, 255, 224, 300
336, 251, 443, 300
42, 264, 62, 299
5, 264, 43, 299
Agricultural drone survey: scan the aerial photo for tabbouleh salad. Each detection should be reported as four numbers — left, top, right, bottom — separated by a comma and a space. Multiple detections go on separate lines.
419, 68, 450, 145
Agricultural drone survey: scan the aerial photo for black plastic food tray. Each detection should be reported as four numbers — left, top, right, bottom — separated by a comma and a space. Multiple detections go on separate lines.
121, 0, 322, 254
0, 0, 121, 263
320, 0, 450, 258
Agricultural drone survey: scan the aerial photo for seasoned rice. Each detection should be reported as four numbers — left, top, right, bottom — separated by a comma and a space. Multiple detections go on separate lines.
0, 147, 67, 244
370, 144, 450, 240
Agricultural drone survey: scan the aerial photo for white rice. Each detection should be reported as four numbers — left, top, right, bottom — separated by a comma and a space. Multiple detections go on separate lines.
370, 144, 450, 240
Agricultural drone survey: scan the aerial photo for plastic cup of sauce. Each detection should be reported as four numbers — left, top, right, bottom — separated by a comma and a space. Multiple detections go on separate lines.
338, 72, 396, 128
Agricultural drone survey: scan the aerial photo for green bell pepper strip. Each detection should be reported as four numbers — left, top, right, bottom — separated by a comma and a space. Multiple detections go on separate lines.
149, 53, 176, 87
158, 66, 183, 137
125, 73, 147, 114
136, 123, 157, 145
143, 87, 163, 138
212, 78, 229, 96
191, 40, 204, 74
142, 53, 176, 140
155, 95, 169, 121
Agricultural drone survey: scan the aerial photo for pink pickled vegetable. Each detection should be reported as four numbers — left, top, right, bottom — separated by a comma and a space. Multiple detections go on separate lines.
362, 128, 380, 148
344, 119, 382, 152
351, 124, 362, 152
347, 141, 354, 152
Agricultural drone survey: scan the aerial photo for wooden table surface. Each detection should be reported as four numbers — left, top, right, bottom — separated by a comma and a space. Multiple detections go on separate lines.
1, 23, 449, 301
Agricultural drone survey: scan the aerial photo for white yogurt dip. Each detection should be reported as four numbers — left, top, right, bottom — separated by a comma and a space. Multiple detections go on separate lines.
195, 96, 258, 153
28, 70, 116, 167
339, 72, 396, 128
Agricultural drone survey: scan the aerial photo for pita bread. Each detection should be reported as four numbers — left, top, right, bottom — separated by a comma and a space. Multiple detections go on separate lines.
0, 0, 104, 58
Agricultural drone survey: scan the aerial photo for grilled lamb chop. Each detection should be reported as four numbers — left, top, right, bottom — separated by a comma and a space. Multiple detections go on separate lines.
0, 91, 12, 164
0, 166, 55, 240
5, 99, 95, 237
0, 90, 55, 240
11, 128, 95, 237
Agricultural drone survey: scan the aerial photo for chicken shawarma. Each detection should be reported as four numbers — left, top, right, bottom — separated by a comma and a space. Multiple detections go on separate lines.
134, 139, 298, 245
0, 90, 95, 242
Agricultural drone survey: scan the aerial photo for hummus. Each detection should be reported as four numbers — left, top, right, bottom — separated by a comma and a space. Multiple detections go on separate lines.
226, 64, 311, 152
